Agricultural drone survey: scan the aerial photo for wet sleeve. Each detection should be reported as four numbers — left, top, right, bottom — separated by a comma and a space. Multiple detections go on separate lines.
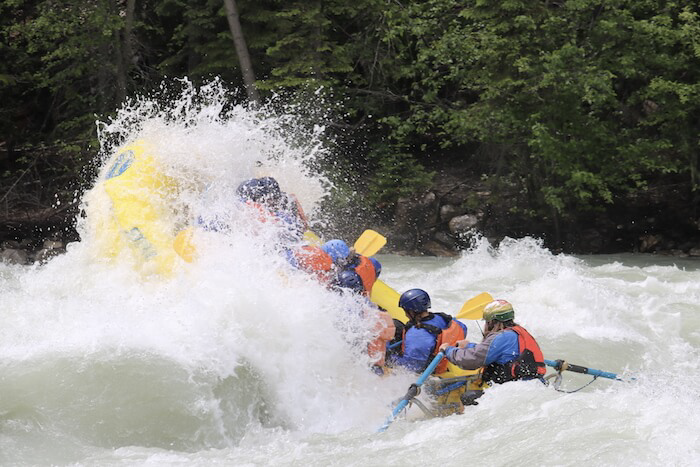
483, 331, 519, 365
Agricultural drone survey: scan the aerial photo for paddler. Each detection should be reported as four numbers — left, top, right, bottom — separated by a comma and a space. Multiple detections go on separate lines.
288, 243, 334, 284
388, 288, 467, 374
333, 270, 395, 374
321, 239, 380, 296
438, 299, 546, 404
236, 176, 309, 241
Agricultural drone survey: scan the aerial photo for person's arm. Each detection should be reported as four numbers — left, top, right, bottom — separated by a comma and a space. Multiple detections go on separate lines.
445, 331, 519, 369
444, 333, 499, 370
288, 193, 310, 230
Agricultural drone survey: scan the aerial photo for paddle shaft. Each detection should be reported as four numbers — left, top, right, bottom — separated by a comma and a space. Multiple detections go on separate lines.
378, 351, 445, 433
544, 359, 622, 381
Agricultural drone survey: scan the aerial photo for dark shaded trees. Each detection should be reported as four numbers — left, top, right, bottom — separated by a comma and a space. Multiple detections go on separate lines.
2, 0, 700, 245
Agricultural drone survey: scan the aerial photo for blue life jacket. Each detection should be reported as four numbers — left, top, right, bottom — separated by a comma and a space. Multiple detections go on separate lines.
391, 313, 467, 373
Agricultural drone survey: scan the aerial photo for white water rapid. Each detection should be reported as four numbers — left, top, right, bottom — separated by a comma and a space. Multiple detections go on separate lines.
1, 82, 699, 466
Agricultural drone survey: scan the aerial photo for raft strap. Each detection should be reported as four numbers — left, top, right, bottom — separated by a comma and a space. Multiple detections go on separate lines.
545, 359, 601, 393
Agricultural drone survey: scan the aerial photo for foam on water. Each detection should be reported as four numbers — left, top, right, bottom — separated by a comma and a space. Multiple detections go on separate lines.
2, 81, 700, 465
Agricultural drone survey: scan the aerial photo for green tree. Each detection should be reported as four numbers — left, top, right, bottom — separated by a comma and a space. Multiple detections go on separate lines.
362, 0, 700, 224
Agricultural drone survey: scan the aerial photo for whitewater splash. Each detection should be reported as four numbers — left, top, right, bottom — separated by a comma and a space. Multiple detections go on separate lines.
0, 81, 407, 458
2, 81, 699, 465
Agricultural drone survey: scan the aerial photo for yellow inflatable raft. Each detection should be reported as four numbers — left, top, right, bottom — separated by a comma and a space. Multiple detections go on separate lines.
97, 140, 185, 276
96, 141, 484, 408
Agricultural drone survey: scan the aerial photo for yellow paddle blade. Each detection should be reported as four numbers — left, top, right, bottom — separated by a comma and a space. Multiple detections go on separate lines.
354, 229, 387, 256
456, 292, 494, 320
303, 230, 322, 245
173, 227, 196, 263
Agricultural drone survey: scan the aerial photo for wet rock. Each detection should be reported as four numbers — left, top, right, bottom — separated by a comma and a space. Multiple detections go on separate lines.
448, 214, 478, 235
433, 231, 456, 248
678, 241, 697, 252
439, 204, 463, 223
639, 234, 662, 253
34, 247, 65, 263
386, 230, 416, 254
395, 192, 439, 228
578, 229, 604, 253
42, 239, 64, 250
1, 240, 21, 249
420, 240, 459, 257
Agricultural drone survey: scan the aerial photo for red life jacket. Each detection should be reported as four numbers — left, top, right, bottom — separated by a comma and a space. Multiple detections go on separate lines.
401, 313, 466, 375
245, 200, 275, 223
353, 255, 377, 296
482, 325, 546, 383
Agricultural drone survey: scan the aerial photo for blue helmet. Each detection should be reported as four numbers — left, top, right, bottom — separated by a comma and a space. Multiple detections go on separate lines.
370, 257, 381, 278
399, 288, 431, 312
335, 270, 364, 293
322, 239, 350, 262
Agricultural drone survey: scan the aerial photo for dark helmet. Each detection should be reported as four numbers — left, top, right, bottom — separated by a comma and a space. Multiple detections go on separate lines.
236, 178, 263, 201
335, 270, 364, 294
370, 257, 381, 278
258, 177, 282, 201
236, 177, 282, 203
322, 239, 350, 262
398, 288, 431, 313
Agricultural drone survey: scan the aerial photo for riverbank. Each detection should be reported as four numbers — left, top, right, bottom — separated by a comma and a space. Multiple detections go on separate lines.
365, 164, 700, 258
3, 171, 699, 265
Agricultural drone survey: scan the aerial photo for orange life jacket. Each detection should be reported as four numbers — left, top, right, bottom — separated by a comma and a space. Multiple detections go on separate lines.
512, 325, 546, 377
353, 255, 377, 296
367, 311, 396, 368
294, 245, 333, 283
245, 200, 275, 223
401, 313, 466, 375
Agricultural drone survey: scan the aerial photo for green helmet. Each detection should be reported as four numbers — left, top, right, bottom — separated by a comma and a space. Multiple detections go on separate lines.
483, 300, 515, 322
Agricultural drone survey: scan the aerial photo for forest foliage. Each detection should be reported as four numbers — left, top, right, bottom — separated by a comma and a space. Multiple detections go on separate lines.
1, 0, 699, 228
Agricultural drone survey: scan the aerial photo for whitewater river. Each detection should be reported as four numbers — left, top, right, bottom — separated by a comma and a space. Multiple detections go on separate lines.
2, 244, 699, 466
2, 82, 699, 465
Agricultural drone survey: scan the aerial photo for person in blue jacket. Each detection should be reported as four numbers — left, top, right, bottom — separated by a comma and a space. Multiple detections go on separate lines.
389, 288, 467, 373
235, 176, 308, 241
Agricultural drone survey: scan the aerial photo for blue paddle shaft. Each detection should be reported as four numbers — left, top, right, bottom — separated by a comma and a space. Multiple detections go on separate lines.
544, 359, 622, 381
415, 351, 446, 386
378, 351, 445, 433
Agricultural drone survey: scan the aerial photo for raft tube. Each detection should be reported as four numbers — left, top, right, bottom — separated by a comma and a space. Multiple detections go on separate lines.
98, 140, 184, 276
